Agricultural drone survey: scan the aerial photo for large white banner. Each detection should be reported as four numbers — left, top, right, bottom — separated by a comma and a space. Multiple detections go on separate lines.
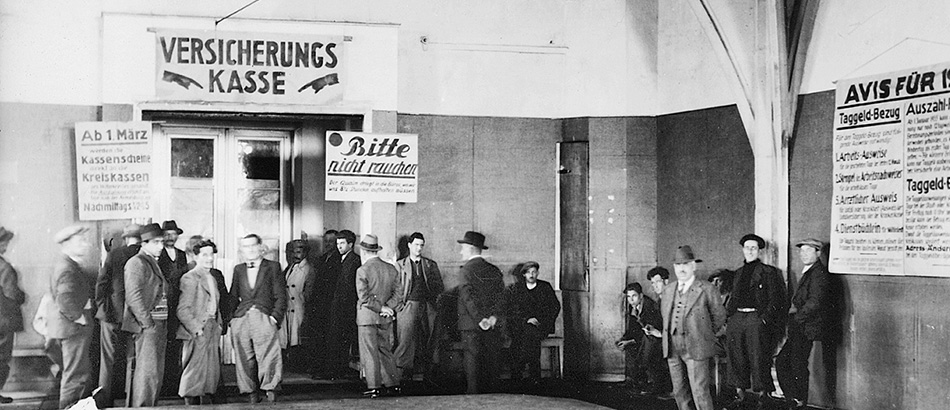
325, 131, 418, 203
830, 62, 950, 276
75, 122, 153, 220
155, 30, 344, 105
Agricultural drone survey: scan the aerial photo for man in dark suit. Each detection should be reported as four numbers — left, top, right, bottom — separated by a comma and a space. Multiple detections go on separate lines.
308, 229, 339, 378
355, 234, 403, 398
661, 246, 727, 410
726, 234, 788, 409
776, 238, 831, 410
617, 282, 662, 394
328, 229, 361, 378
228, 234, 287, 403
0, 227, 25, 404
96, 223, 141, 407
456, 231, 505, 394
49, 225, 96, 410
123, 223, 170, 408
157, 220, 188, 397
506, 261, 559, 387
394, 232, 444, 382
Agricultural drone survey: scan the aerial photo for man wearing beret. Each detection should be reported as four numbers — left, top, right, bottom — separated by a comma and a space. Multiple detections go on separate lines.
456, 231, 505, 394
725, 234, 788, 409
95, 223, 141, 407
776, 239, 830, 410
660, 246, 726, 410
48, 225, 96, 409
123, 223, 170, 407
0, 227, 25, 404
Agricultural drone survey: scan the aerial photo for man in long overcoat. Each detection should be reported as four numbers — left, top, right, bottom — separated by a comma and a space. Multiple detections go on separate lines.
456, 231, 505, 394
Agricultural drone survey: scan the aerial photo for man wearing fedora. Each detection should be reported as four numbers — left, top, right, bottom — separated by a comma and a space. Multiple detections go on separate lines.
158, 220, 188, 397
228, 233, 287, 403
0, 227, 25, 404
456, 231, 505, 394
776, 239, 830, 410
725, 234, 787, 409
394, 232, 444, 383
123, 223, 170, 407
660, 245, 726, 410
95, 223, 141, 407
49, 225, 96, 409
355, 234, 403, 398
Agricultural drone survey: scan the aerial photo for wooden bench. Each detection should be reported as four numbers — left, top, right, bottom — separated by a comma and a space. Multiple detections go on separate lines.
445, 336, 563, 379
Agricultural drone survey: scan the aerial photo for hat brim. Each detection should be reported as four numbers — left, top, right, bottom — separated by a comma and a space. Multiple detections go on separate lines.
457, 239, 488, 250
673, 258, 702, 264
795, 242, 822, 250
359, 242, 382, 251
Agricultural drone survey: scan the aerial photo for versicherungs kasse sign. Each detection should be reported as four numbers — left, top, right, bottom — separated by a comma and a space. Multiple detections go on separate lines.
831, 62, 950, 276
75, 122, 153, 221
325, 132, 418, 203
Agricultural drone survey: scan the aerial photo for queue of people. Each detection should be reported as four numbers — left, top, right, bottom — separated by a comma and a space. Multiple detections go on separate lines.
0, 221, 565, 408
618, 236, 831, 410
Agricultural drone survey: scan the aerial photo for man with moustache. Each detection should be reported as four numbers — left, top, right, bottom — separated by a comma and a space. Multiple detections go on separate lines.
96, 223, 141, 407
123, 223, 170, 407
661, 246, 726, 410
158, 220, 188, 397
48, 225, 96, 409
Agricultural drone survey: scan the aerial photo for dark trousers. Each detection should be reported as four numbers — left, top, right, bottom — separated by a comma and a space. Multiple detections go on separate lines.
726, 311, 774, 392
0, 331, 13, 391
776, 320, 814, 403
626, 335, 669, 391
510, 324, 543, 381
461, 329, 501, 394
327, 313, 358, 373
160, 338, 183, 397
59, 325, 94, 410
98, 321, 129, 407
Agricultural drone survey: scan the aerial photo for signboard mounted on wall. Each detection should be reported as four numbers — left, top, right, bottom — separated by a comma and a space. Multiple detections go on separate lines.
154, 30, 344, 105
830, 62, 950, 276
75, 121, 153, 221
325, 131, 418, 203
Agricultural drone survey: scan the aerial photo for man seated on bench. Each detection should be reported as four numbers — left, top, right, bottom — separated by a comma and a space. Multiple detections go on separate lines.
617, 282, 669, 398
506, 262, 560, 388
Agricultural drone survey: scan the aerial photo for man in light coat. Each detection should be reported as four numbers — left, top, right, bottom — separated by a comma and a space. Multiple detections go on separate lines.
394, 232, 443, 382
355, 234, 403, 398
123, 223, 170, 407
661, 246, 726, 410
48, 225, 96, 410
176, 239, 225, 405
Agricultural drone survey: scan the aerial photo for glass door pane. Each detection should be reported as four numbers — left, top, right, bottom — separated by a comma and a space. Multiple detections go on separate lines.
167, 134, 219, 251
232, 134, 285, 264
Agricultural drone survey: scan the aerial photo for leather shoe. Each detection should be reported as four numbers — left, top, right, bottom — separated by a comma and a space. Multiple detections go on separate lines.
386, 385, 402, 396
0, 396, 13, 404
248, 392, 261, 403
362, 388, 383, 398
264, 390, 276, 402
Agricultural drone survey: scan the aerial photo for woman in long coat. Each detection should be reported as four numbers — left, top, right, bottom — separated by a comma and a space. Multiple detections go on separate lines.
176, 239, 224, 404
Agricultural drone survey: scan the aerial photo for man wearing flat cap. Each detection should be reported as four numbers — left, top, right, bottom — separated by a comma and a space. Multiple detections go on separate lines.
355, 234, 403, 398
776, 239, 830, 410
95, 223, 141, 407
49, 225, 95, 409
158, 220, 188, 397
0, 227, 25, 404
456, 231, 505, 394
123, 223, 170, 407
660, 246, 726, 410
725, 234, 787, 409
